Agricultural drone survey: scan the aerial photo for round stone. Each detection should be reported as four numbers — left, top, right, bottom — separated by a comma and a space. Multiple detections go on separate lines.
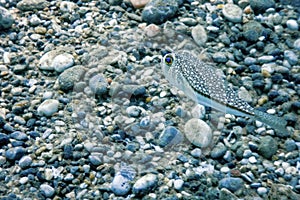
286, 19, 299, 31
18, 156, 32, 168
57, 65, 86, 91
111, 174, 131, 196
89, 74, 108, 96
37, 99, 59, 117
258, 136, 277, 159
222, 4, 243, 23
40, 184, 55, 198
210, 143, 227, 159
293, 38, 300, 50
5, 147, 26, 161
130, 0, 150, 8
174, 179, 184, 190
243, 20, 264, 42
192, 25, 207, 47
0, 6, 14, 29
184, 118, 212, 148
257, 187, 268, 195
132, 174, 158, 195
53, 53, 74, 73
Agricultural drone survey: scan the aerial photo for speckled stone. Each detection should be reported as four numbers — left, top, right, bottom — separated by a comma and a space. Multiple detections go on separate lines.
222, 4, 243, 23
142, 0, 179, 24
249, 0, 275, 14
57, 65, 86, 91
133, 174, 158, 195
192, 25, 207, 47
0, 6, 14, 30
258, 136, 277, 159
17, 0, 50, 11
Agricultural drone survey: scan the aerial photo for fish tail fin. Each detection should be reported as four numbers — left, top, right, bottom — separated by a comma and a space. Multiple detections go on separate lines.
253, 109, 288, 134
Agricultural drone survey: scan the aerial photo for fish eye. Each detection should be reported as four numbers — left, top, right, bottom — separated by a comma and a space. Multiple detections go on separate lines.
164, 54, 173, 66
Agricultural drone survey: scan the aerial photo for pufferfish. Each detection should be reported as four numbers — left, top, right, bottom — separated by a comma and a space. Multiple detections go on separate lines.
161, 50, 288, 133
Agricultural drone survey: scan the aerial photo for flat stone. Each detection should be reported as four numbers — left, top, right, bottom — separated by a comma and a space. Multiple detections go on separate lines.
219, 177, 244, 192
222, 4, 243, 23
57, 65, 86, 91
142, 0, 178, 24
17, 0, 50, 11
37, 99, 59, 117
192, 25, 207, 47
132, 174, 158, 195
184, 118, 212, 148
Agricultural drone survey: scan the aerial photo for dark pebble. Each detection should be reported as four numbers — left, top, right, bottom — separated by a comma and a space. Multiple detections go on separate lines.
258, 136, 277, 159
142, 0, 179, 24
249, 0, 275, 14
28, 131, 40, 139
63, 144, 73, 159
219, 177, 244, 192
268, 90, 280, 100
0, 133, 9, 146
284, 139, 297, 152
5, 147, 26, 161
271, 74, 283, 84
158, 126, 183, 147
210, 143, 227, 159
10, 131, 28, 141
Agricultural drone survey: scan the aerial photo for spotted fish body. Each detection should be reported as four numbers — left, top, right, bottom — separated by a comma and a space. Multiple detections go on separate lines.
161, 51, 288, 133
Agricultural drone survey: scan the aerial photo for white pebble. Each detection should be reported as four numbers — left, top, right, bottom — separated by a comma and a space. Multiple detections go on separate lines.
37, 99, 59, 117
257, 187, 268, 195
222, 4, 243, 23
174, 179, 184, 190
286, 19, 299, 31
19, 177, 28, 184
249, 156, 257, 164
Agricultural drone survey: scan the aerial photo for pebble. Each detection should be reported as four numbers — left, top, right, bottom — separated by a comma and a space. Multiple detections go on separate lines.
0, 133, 9, 146
249, 0, 275, 14
142, 0, 178, 24
258, 136, 277, 159
284, 50, 298, 65
132, 174, 158, 195
294, 38, 300, 50
210, 143, 227, 159
192, 25, 208, 47
17, 0, 49, 11
190, 148, 202, 158
222, 4, 243, 23
57, 65, 87, 91
111, 174, 131, 196
10, 131, 28, 141
40, 184, 55, 198
243, 20, 264, 42
89, 74, 108, 96
39, 50, 74, 72
0, 6, 14, 30
18, 155, 33, 168
5, 147, 26, 161
19, 177, 28, 184
130, 0, 150, 8
37, 99, 59, 117
144, 24, 160, 37
219, 177, 244, 192
159, 126, 184, 147
257, 187, 268, 195
184, 119, 212, 148
286, 19, 299, 31
284, 139, 297, 152
174, 179, 184, 190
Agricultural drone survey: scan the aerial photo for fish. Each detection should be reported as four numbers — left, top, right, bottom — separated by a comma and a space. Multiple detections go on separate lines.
161, 50, 288, 133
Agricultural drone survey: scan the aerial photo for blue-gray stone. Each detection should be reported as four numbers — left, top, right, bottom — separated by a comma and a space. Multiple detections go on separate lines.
159, 126, 183, 147
18, 155, 33, 168
0, 133, 9, 146
132, 174, 158, 195
0, 6, 14, 29
249, 0, 275, 14
219, 177, 244, 192
40, 184, 55, 198
284, 139, 297, 152
243, 21, 264, 42
258, 136, 277, 159
89, 74, 108, 96
5, 147, 26, 161
284, 50, 298, 65
63, 144, 73, 159
111, 174, 131, 196
88, 154, 102, 166
58, 65, 86, 91
142, 0, 179, 24
10, 131, 28, 141
210, 143, 227, 159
